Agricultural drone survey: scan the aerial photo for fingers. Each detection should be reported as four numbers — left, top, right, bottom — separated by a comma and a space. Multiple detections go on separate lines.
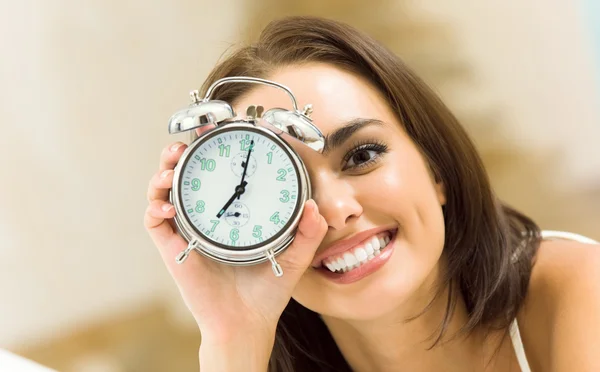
147, 142, 186, 203
144, 199, 214, 292
195, 123, 217, 138
159, 142, 187, 171
296, 199, 328, 240
147, 169, 174, 202
275, 199, 327, 276
161, 122, 215, 173
144, 200, 177, 239
148, 125, 216, 202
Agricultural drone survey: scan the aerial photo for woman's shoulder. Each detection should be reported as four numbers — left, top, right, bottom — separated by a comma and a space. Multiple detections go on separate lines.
516, 231, 600, 371
531, 231, 600, 287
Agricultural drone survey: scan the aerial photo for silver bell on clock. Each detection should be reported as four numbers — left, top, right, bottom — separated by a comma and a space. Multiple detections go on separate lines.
167, 77, 325, 277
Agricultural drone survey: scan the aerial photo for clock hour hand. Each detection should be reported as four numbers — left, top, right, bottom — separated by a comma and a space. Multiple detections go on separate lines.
216, 181, 247, 218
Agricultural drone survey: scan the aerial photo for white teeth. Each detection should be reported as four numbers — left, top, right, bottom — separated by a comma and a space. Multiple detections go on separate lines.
355, 247, 368, 262
322, 232, 394, 273
371, 237, 381, 250
364, 242, 374, 255
330, 260, 340, 271
343, 252, 358, 267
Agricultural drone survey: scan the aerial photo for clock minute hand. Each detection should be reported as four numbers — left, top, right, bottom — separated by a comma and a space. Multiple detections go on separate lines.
237, 140, 254, 200
216, 181, 248, 218
239, 140, 254, 186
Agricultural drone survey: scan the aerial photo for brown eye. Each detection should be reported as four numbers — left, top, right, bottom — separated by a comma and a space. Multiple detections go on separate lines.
342, 142, 389, 171
349, 150, 374, 167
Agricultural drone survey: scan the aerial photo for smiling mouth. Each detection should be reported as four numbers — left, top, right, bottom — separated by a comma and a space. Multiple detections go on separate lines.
319, 229, 396, 273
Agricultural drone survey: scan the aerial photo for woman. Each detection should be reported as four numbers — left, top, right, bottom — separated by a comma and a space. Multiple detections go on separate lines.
144, 16, 600, 371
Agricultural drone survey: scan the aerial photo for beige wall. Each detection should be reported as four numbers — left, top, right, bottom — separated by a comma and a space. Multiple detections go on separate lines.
0, 0, 244, 348
0, 0, 598, 354
415, 0, 600, 189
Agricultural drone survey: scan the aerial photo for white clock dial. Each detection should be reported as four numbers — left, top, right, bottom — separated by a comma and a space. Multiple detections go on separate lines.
230, 152, 257, 178
178, 127, 301, 249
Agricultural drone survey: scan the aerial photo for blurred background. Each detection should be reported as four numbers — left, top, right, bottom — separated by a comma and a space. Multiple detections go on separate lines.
1, 0, 599, 371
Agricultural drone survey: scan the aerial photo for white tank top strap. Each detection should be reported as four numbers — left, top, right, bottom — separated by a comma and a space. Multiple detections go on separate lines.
540, 230, 599, 244
510, 230, 598, 371
510, 319, 531, 372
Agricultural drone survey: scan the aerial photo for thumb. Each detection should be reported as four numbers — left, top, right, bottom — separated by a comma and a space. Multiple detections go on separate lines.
274, 199, 327, 278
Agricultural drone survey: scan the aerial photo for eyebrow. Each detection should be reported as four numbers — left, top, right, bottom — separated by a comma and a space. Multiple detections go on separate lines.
321, 118, 385, 155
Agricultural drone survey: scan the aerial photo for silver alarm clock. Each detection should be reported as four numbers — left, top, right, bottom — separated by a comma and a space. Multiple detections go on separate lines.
167, 77, 324, 277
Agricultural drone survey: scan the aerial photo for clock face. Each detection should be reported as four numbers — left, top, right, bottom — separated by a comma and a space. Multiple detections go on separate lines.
177, 126, 302, 250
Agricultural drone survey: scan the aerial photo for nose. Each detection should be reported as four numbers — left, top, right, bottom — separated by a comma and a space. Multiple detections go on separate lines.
311, 170, 363, 230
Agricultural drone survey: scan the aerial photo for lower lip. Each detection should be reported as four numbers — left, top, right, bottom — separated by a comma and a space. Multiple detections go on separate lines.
315, 232, 397, 284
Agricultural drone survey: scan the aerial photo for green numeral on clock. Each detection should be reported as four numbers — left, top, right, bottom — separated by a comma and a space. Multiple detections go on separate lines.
252, 225, 262, 238
266, 151, 273, 164
230, 228, 239, 242
239, 139, 251, 151
210, 219, 219, 232
191, 178, 201, 191
218, 144, 230, 157
269, 212, 280, 224
279, 190, 290, 202
276, 168, 286, 181
195, 200, 205, 213
199, 158, 216, 171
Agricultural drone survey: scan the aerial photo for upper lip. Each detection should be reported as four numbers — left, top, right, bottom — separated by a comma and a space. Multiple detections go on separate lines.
311, 225, 396, 268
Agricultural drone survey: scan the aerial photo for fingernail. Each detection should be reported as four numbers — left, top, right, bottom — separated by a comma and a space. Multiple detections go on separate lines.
170, 143, 182, 152
162, 204, 174, 212
160, 170, 170, 179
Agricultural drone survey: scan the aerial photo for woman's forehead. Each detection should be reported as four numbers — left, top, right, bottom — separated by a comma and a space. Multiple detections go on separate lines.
232, 63, 395, 135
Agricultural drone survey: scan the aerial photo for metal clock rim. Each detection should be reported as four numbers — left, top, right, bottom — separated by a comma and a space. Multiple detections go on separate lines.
170, 120, 312, 266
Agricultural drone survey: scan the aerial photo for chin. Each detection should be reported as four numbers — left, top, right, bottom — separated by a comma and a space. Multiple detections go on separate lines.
295, 238, 442, 321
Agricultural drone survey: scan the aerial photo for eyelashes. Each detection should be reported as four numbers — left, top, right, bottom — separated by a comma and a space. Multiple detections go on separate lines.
341, 138, 389, 171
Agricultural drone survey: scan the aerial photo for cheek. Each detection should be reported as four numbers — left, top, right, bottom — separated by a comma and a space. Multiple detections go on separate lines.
291, 152, 447, 319
355, 154, 439, 223
358, 164, 404, 206
374, 156, 446, 246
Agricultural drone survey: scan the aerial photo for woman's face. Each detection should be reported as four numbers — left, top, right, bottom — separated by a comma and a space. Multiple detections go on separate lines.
233, 63, 447, 321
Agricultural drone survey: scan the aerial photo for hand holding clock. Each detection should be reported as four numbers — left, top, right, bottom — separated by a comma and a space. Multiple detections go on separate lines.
143, 136, 328, 368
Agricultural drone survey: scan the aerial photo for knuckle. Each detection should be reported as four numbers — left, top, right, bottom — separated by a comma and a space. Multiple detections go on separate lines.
143, 215, 157, 231
159, 169, 172, 181
147, 183, 157, 201
144, 204, 154, 220
149, 199, 163, 209
151, 171, 162, 185
161, 146, 171, 159
146, 201, 163, 218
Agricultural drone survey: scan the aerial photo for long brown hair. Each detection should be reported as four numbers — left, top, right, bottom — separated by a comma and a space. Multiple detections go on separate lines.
197, 15, 541, 371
